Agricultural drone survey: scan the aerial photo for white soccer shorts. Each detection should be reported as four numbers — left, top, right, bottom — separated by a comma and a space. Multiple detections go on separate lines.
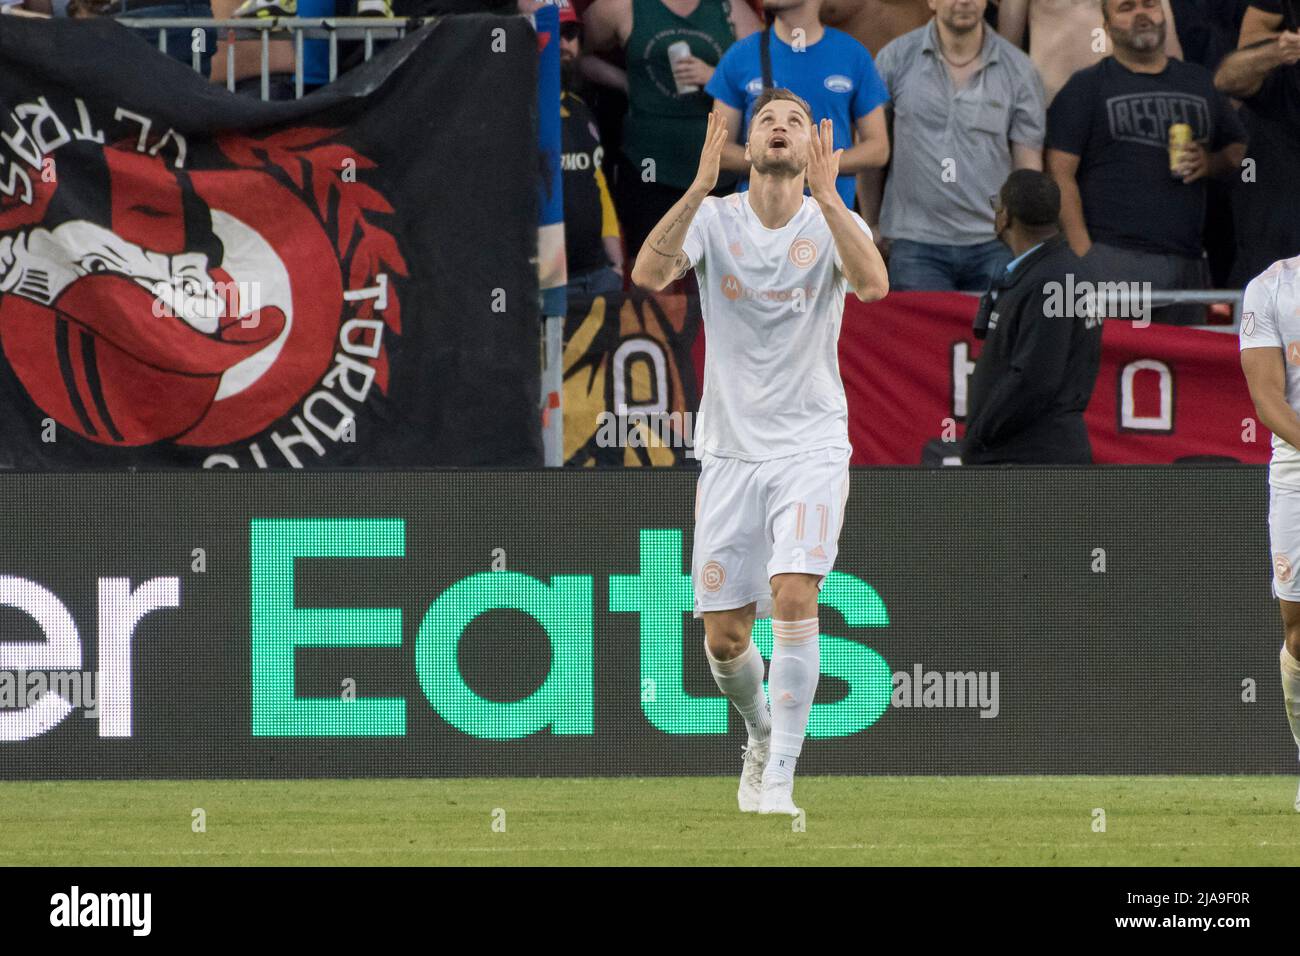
1270, 484, 1300, 602
691, 445, 852, 619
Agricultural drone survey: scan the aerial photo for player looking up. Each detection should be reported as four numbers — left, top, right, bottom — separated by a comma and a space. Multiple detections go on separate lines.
631, 91, 888, 815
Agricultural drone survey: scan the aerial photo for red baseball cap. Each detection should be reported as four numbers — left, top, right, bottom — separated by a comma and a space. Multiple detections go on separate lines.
556, 0, 579, 25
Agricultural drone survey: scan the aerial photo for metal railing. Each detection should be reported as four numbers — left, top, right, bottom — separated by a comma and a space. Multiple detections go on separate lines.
119, 16, 438, 99
1118, 289, 1245, 332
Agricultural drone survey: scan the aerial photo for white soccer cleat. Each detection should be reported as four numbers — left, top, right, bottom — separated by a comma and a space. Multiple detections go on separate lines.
757, 779, 801, 816
738, 738, 769, 812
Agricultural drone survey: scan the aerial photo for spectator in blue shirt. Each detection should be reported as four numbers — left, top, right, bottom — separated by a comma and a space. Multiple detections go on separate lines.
705, 0, 890, 211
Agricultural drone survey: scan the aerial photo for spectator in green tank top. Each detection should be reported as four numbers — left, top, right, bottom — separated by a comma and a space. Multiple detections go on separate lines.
582, 0, 763, 260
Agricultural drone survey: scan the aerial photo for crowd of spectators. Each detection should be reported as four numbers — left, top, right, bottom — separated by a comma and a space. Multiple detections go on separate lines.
562, 0, 1299, 315
3, 0, 1298, 308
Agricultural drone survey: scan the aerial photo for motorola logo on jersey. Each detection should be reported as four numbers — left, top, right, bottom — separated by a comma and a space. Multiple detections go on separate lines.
719, 274, 819, 304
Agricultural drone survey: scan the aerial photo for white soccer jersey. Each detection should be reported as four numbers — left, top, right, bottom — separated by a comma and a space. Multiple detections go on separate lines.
683, 192, 871, 461
1240, 255, 1300, 490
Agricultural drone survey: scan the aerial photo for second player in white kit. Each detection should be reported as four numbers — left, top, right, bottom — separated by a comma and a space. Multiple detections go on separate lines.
1239, 254, 1300, 812
632, 90, 889, 815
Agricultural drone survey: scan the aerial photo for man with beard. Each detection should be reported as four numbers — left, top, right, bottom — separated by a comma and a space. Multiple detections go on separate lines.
631, 92, 888, 815
558, 0, 626, 297
1046, 0, 1246, 323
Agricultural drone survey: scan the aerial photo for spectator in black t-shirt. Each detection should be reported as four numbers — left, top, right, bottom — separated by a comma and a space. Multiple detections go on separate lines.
1216, 26, 1300, 286
1046, 0, 1247, 324
560, 0, 625, 299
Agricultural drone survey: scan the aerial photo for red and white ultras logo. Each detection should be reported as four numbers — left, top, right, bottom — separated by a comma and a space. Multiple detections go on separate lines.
0, 124, 406, 465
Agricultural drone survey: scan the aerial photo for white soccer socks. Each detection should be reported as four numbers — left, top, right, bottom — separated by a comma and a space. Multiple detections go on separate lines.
763, 618, 820, 787
1281, 645, 1300, 757
706, 639, 771, 743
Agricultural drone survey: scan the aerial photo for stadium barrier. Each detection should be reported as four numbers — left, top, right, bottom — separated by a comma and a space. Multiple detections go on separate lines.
566, 288, 1262, 467
120, 16, 435, 98
0, 467, 1289, 779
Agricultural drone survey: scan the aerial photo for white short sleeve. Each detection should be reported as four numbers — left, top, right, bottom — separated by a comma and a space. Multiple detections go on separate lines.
833, 211, 874, 284
682, 196, 720, 269
1240, 268, 1283, 351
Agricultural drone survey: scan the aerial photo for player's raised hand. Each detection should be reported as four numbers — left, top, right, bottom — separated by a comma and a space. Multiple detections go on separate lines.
691, 110, 730, 195
806, 117, 843, 205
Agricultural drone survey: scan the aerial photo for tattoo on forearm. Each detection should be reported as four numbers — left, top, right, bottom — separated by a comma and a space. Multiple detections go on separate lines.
646, 204, 697, 257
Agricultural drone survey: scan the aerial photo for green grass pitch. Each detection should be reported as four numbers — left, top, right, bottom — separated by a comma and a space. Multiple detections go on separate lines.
1, 776, 1296, 866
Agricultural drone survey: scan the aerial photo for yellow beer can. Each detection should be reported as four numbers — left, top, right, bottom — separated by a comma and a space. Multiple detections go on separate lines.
1168, 123, 1193, 172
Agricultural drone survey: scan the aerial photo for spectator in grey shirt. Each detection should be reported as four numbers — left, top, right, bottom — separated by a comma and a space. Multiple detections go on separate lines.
861, 0, 1046, 292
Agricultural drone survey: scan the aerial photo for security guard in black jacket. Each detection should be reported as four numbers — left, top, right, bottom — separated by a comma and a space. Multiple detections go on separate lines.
964, 170, 1104, 465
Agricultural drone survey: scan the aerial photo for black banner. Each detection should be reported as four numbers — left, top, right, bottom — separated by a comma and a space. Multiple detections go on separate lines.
0, 16, 540, 468
0, 467, 1291, 779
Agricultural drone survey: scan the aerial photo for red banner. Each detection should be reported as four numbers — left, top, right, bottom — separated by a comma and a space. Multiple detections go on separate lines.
690, 291, 1269, 465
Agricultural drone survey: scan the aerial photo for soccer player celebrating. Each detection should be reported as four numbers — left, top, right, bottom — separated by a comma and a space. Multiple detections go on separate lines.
1239, 255, 1300, 812
631, 90, 888, 815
